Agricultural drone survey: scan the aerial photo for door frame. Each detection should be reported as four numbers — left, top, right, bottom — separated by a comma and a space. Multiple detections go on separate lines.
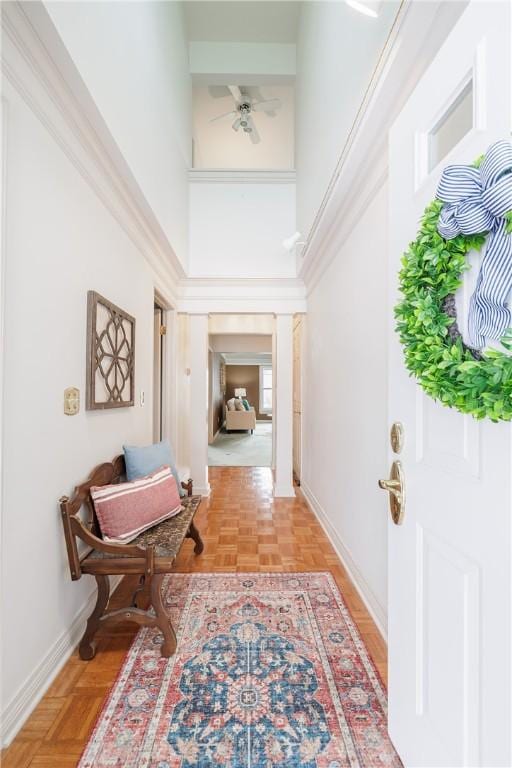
153, 289, 178, 451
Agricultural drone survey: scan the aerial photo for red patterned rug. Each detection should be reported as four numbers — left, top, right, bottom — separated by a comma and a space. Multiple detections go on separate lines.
79, 572, 401, 767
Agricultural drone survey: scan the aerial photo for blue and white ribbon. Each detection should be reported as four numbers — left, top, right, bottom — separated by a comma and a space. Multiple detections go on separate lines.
436, 140, 512, 349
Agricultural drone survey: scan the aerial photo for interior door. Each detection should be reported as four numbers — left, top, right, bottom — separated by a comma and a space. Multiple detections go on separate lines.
387, 3, 511, 766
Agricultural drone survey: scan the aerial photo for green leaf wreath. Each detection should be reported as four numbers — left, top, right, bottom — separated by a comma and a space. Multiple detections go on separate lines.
395, 197, 512, 422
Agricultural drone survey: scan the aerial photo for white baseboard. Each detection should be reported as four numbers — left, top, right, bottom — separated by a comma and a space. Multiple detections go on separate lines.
1, 575, 122, 748
273, 484, 296, 498
194, 484, 211, 498
300, 480, 387, 641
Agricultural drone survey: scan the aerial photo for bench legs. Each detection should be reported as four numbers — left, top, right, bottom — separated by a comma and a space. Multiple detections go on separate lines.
186, 520, 204, 554
79, 573, 177, 660
79, 574, 110, 660
151, 574, 177, 657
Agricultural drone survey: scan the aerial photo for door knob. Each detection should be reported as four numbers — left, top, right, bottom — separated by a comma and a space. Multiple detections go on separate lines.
378, 460, 405, 525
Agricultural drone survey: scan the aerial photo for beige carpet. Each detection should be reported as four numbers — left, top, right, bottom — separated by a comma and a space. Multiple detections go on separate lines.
208, 421, 272, 467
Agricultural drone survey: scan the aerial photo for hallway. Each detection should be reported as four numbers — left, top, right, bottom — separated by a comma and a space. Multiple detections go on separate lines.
2, 467, 386, 768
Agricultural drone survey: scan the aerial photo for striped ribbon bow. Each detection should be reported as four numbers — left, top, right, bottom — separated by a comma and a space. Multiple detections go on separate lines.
436, 140, 512, 349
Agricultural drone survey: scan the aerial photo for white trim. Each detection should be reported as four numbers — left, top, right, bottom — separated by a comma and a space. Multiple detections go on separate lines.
0, 98, 8, 748
273, 484, 296, 498
304, 159, 388, 295
193, 484, 211, 498
1, 1, 183, 307
180, 277, 303, 288
0, 575, 122, 748
178, 277, 306, 314
300, 480, 387, 641
180, 297, 307, 314
188, 169, 295, 184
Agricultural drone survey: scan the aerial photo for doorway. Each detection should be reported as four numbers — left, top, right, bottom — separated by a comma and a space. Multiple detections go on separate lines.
207, 331, 273, 467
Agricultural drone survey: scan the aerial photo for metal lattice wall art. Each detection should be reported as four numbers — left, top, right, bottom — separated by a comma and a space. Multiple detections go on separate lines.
86, 291, 135, 410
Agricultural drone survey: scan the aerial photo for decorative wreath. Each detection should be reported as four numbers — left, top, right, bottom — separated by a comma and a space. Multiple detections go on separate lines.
395, 141, 512, 421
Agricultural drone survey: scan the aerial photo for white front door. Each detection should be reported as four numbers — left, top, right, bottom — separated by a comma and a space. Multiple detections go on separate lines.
387, 2, 511, 766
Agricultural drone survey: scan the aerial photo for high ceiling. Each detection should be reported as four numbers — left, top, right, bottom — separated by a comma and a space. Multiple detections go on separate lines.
184, 1, 301, 43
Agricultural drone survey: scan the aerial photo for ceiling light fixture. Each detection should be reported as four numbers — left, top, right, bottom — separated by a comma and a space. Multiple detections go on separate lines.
345, 0, 381, 18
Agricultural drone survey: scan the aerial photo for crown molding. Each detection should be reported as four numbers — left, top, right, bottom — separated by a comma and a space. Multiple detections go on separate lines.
180, 277, 304, 288
1, 1, 185, 306
299, 0, 468, 292
177, 276, 306, 314
188, 169, 296, 184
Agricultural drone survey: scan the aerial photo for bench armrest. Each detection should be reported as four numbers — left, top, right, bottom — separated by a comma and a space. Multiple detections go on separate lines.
60, 496, 155, 580
181, 478, 193, 497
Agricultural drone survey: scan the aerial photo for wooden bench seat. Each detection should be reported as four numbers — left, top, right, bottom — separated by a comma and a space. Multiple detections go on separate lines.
81, 496, 202, 568
60, 454, 204, 660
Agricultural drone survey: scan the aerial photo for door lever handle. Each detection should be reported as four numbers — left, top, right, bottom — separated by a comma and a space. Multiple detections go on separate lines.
378, 461, 405, 525
378, 478, 402, 500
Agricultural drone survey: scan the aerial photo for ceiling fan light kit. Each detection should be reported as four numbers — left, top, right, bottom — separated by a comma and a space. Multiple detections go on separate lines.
209, 85, 282, 145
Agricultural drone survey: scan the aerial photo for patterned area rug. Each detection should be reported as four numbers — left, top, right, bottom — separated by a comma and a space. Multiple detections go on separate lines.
79, 572, 401, 767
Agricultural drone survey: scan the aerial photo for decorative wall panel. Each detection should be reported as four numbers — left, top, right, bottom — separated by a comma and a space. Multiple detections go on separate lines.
86, 291, 135, 410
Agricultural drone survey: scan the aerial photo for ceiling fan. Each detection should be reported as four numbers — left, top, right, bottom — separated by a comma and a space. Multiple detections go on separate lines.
209, 85, 282, 145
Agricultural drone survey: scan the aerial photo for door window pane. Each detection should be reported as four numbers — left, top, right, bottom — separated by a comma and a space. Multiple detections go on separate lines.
429, 80, 473, 171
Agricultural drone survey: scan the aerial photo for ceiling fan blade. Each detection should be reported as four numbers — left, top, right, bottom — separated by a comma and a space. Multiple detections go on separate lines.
228, 85, 243, 103
210, 110, 237, 123
247, 117, 260, 145
232, 117, 242, 132
251, 98, 282, 113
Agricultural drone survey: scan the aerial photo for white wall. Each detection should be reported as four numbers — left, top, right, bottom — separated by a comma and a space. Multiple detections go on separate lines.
189, 180, 296, 278
192, 85, 294, 169
209, 315, 275, 335
210, 334, 273, 353
301, 183, 389, 630
189, 42, 296, 81
45, 0, 191, 269
295, 1, 399, 238
1, 82, 156, 741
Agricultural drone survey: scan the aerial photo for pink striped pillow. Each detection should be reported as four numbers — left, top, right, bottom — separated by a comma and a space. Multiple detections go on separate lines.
91, 466, 183, 544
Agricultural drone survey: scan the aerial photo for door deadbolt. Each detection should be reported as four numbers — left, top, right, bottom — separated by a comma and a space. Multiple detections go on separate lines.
390, 422, 404, 454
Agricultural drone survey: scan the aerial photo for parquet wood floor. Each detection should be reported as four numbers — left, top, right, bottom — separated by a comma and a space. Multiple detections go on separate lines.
1, 466, 387, 767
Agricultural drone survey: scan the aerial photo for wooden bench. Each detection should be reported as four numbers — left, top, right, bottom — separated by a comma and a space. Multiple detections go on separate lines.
59, 455, 204, 660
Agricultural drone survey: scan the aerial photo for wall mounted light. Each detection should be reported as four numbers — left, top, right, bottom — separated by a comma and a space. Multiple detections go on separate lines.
234, 388, 247, 398
282, 231, 305, 252
345, 0, 381, 18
